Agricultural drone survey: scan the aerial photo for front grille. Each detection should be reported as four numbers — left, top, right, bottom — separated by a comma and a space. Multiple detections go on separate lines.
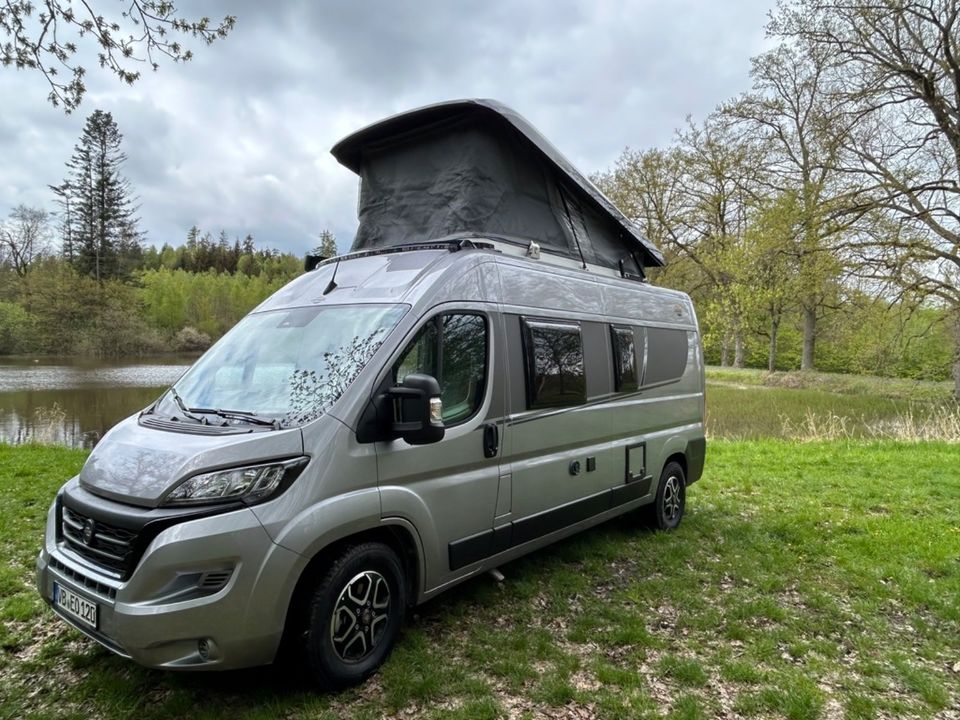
61, 506, 137, 578
49, 556, 118, 599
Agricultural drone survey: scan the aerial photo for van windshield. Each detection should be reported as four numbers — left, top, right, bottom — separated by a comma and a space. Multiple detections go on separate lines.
153, 304, 407, 428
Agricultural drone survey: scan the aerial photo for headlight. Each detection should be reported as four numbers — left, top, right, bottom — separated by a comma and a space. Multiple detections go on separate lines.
163, 457, 308, 507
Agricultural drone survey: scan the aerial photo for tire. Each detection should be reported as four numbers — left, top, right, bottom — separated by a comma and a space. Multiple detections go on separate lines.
648, 461, 686, 530
300, 542, 405, 689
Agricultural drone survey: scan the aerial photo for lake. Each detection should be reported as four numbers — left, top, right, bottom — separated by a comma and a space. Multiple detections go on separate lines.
2, 358, 953, 448
0, 356, 194, 448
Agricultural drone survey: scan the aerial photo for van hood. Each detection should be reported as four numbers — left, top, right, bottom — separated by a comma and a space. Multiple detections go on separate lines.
79, 415, 306, 508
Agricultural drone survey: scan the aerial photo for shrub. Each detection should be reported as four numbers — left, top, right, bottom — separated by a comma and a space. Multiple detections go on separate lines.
174, 326, 212, 352
0, 301, 35, 354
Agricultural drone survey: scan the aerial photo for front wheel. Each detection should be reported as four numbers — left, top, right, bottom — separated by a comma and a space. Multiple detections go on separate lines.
301, 542, 405, 689
649, 461, 686, 530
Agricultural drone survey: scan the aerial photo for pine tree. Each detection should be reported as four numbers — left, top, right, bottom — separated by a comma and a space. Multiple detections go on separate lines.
56, 110, 142, 281
313, 229, 338, 258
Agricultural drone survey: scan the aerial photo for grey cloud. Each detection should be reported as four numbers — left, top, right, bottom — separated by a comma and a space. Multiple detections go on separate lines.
0, 0, 773, 257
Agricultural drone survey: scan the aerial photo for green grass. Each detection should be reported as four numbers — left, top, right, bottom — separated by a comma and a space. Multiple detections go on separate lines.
2, 439, 958, 719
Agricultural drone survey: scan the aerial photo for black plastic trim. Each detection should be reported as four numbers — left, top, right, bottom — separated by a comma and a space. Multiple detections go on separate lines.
448, 479, 654, 571
686, 436, 706, 485
138, 415, 259, 435
59, 482, 245, 580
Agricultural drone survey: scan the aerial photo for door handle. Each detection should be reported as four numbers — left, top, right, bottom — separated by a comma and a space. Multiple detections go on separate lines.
483, 423, 499, 458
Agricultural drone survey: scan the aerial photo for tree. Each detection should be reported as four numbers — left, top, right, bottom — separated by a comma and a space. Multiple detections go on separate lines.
770, 0, 960, 397
596, 116, 766, 367
0, 1, 235, 112
49, 182, 75, 261
0, 204, 52, 276
313, 229, 338, 258
740, 192, 803, 371
56, 109, 142, 281
724, 41, 855, 371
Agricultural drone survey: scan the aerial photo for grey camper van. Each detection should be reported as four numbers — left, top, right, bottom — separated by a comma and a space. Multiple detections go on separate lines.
36, 100, 706, 688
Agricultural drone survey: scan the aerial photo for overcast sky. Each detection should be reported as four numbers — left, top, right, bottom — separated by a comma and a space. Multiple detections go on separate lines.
0, 0, 774, 256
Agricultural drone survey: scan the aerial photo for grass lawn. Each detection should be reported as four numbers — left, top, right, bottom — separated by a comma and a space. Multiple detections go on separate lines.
2, 442, 959, 719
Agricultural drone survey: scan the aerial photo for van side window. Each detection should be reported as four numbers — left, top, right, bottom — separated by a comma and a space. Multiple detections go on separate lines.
521, 319, 586, 409
395, 313, 488, 424
610, 325, 639, 392
644, 327, 688, 385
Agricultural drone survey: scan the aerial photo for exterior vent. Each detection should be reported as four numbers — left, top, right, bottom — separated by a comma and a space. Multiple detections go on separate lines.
49, 556, 118, 599
138, 416, 256, 435
198, 570, 233, 592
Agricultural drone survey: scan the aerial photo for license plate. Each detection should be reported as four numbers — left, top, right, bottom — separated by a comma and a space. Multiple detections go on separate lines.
53, 582, 98, 629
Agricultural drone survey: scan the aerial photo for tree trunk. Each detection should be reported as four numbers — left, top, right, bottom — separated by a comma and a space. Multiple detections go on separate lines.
801, 305, 816, 371
720, 335, 730, 367
768, 315, 780, 373
734, 329, 745, 368
953, 356, 960, 402
953, 315, 960, 402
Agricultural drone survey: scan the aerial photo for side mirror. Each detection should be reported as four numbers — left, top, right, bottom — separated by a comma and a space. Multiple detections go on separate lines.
388, 373, 445, 445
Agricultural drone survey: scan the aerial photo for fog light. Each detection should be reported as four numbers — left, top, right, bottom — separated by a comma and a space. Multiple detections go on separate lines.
198, 638, 210, 661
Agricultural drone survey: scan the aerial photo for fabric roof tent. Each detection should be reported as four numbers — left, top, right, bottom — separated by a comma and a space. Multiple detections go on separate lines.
331, 99, 665, 273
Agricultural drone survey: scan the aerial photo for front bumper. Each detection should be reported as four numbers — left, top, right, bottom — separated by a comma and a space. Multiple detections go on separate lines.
36, 500, 303, 670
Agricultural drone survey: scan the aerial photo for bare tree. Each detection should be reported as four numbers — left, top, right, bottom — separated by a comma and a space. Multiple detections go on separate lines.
770, 0, 960, 397
0, 204, 51, 276
0, 1, 235, 112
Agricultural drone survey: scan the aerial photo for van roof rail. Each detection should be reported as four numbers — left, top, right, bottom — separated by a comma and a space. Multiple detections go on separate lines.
308, 237, 498, 271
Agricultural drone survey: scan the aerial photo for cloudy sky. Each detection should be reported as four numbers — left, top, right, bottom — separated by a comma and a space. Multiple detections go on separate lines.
0, 0, 774, 256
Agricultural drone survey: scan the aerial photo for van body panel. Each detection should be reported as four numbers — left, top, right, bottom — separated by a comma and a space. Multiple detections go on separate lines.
265, 487, 383, 560
77, 417, 304, 508
373, 299, 505, 592
248, 416, 379, 544
495, 261, 606, 316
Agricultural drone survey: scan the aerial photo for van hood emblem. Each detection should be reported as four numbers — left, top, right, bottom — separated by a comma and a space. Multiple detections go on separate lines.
82, 519, 96, 545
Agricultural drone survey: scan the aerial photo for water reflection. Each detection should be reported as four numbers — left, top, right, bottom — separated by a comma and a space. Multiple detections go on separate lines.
0, 357, 193, 448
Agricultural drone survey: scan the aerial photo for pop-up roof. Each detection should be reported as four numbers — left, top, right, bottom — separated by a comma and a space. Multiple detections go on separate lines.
331, 99, 665, 273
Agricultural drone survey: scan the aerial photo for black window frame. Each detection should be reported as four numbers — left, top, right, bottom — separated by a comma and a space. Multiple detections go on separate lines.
610, 324, 640, 393
393, 311, 490, 427
520, 317, 587, 410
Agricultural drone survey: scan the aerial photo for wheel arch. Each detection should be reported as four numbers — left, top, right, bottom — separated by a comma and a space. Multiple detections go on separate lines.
276, 522, 422, 661
663, 451, 688, 481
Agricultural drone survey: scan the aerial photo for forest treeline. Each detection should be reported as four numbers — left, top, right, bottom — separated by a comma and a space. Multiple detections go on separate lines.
0, 229, 302, 356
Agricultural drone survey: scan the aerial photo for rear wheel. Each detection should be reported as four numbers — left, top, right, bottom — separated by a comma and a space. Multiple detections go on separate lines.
300, 542, 405, 689
649, 461, 686, 530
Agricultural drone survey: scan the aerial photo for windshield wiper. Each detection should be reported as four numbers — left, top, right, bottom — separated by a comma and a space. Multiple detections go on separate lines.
169, 387, 207, 423
167, 388, 279, 429
183, 404, 279, 428
201, 409, 279, 428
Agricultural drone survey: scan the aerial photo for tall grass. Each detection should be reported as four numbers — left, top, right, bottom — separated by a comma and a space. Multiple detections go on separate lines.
707, 382, 960, 442
781, 405, 960, 442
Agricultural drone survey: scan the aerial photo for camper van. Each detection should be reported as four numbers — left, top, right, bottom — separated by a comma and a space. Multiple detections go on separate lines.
36, 100, 706, 688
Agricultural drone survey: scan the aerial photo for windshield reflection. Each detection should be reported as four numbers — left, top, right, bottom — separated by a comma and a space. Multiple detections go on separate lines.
154, 304, 407, 428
